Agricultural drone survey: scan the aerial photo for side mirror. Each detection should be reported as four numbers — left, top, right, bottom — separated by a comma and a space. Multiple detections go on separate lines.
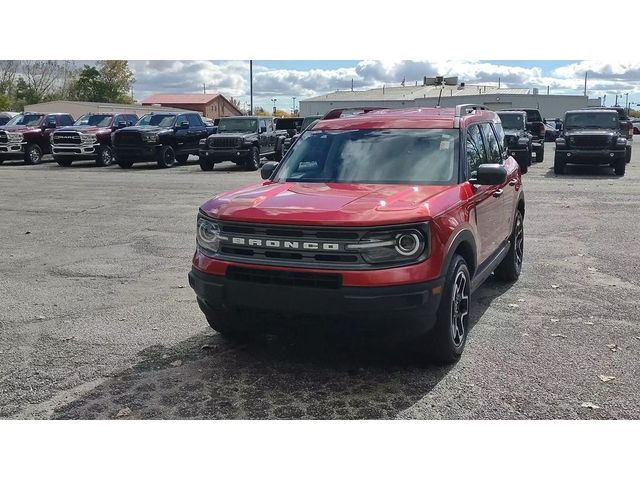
45, 121, 57, 129
261, 161, 278, 180
472, 164, 508, 185
260, 126, 267, 133
116, 121, 127, 129
178, 121, 190, 129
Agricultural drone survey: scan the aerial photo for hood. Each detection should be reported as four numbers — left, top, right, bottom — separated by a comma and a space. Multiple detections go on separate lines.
564, 129, 617, 136
504, 128, 524, 136
0, 125, 41, 133
213, 132, 257, 138
118, 125, 170, 134
55, 125, 110, 134
200, 181, 460, 226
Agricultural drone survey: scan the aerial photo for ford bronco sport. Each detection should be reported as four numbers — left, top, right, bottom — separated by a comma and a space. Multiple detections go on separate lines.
51, 112, 138, 167
189, 105, 525, 364
554, 109, 628, 176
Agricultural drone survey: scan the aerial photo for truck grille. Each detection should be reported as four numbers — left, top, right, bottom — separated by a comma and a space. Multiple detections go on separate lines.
571, 135, 611, 148
0, 131, 6, 144
209, 136, 241, 149
52, 132, 81, 145
226, 266, 341, 289
116, 131, 141, 146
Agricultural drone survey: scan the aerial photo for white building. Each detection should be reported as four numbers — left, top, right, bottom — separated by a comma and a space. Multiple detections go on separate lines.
23, 100, 197, 120
300, 82, 602, 119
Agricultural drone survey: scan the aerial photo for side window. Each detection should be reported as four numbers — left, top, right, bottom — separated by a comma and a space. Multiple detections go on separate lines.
60, 115, 73, 126
187, 113, 203, 127
176, 114, 188, 126
480, 123, 502, 163
112, 115, 123, 126
493, 122, 506, 155
45, 115, 57, 127
127, 115, 138, 126
465, 124, 487, 177
259, 119, 267, 132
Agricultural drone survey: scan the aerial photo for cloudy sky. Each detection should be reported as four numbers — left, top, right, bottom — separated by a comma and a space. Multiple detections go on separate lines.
127, 60, 640, 112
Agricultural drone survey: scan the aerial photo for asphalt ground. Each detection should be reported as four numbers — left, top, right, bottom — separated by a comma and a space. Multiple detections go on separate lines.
1, 144, 639, 419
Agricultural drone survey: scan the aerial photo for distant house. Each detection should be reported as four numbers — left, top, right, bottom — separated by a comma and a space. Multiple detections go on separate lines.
141, 93, 241, 119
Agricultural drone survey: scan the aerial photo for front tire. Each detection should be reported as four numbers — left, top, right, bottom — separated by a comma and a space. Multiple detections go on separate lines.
176, 154, 189, 165
157, 145, 176, 168
494, 210, 524, 281
536, 144, 545, 163
614, 158, 626, 176
199, 156, 215, 171
118, 159, 133, 169
245, 146, 260, 171
24, 144, 43, 165
554, 155, 565, 174
96, 146, 114, 167
625, 147, 631, 164
198, 299, 254, 341
56, 158, 73, 167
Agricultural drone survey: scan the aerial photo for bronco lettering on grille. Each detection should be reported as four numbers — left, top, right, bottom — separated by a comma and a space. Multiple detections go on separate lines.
229, 237, 340, 251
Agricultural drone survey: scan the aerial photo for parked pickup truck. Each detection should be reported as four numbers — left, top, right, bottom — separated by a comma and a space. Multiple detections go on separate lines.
510, 108, 545, 163
189, 104, 525, 364
112, 112, 214, 168
198, 116, 287, 171
51, 112, 138, 167
554, 109, 628, 176
497, 111, 533, 174
0, 112, 75, 164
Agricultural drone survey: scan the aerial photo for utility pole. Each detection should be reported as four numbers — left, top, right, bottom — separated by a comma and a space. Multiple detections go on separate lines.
547, 86, 550, 95
625, 92, 629, 113
292, 97, 296, 115
615, 94, 619, 106
498, 77, 501, 89
583, 71, 588, 96
203, 83, 206, 94
250, 60, 253, 115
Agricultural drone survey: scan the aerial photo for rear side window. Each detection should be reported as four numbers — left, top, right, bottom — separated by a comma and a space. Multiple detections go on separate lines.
465, 124, 487, 176
176, 114, 189, 126
187, 113, 203, 127
524, 110, 542, 122
480, 123, 502, 163
58, 115, 74, 126
126, 114, 138, 126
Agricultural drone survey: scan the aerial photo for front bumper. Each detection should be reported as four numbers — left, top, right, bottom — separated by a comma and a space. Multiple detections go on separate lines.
0, 142, 25, 154
113, 144, 160, 162
52, 143, 101, 158
199, 148, 252, 163
189, 266, 444, 339
556, 148, 626, 164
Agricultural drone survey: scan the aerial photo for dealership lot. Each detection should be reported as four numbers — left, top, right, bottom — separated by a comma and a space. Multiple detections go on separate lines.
1, 145, 639, 419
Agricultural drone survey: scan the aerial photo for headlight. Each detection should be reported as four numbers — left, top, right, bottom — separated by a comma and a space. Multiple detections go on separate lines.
555, 137, 566, 145
142, 133, 158, 143
517, 137, 529, 145
616, 137, 627, 145
7, 132, 23, 142
346, 227, 427, 265
197, 216, 222, 254
199, 138, 207, 146
80, 134, 97, 144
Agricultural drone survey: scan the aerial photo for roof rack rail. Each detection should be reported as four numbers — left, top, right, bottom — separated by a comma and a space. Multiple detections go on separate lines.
322, 107, 388, 120
453, 104, 487, 127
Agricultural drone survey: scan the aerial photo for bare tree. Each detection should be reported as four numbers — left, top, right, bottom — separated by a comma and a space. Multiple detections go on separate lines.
21, 61, 69, 100
0, 60, 20, 95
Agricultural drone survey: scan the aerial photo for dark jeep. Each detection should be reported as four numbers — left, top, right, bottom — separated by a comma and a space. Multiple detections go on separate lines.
554, 109, 628, 176
274, 117, 304, 138
0, 112, 74, 165
198, 116, 286, 171
282, 115, 323, 156
497, 111, 533, 174
51, 112, 138, 167
510, 108, 545, 163
112, 112, 214, 169
586, 106, 633, 163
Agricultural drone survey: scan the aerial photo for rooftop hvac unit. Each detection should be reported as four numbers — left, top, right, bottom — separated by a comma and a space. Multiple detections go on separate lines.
424, 76, 438, 86
444, 76, 458, 85
532, 88, 539, 95
435, 76, 444, 84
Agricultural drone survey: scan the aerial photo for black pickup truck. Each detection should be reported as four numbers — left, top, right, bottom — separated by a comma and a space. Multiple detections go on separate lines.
198, 116, 286, 171
112, 112, 214, 169
554, 109, 627, 176
510, 108, 545, 163
497, 110, 533, 174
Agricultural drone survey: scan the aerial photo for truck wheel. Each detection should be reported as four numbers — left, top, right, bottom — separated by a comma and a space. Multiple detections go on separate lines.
24, 144, 43, 165
176, 154, 189, 165
614, 158, 626, 176
157, 145, 176, 168
553, 156, 565, 174
246, 146, 260, 171
96, 146, 114, 167
199, 157, 215, 171
197, 299, 254, 341
625, 147, 631, 164
56, 158, 73, 167
424, 254, 471, 365
518, 158, 528, 174
273, 146, 283, 162
536, 145, 544, 163
118, 159, 133, 169
494, 210, 524, 281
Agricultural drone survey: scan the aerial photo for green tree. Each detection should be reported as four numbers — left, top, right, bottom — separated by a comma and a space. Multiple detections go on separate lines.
97, 60, 135, 103
72, 65, 107, 102
0, 94, 10, 110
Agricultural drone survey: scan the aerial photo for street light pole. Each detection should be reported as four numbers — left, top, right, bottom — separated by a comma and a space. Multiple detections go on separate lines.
292, 96, 296, 115
271, 98, 277, 115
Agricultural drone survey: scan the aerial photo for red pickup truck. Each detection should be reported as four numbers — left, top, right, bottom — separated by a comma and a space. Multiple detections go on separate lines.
189, 105, 525, 363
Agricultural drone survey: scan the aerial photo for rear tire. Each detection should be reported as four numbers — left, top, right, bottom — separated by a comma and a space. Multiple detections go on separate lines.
536, 144, 545, 163
494, 210, 524, 281
199, 157, 215, 171
56, 158, 73, 167
118, 159, 133, 169
95, 146, 114, 167
24, 144, 43, 165
554, 155, 565, 174
157, 145, 176, 168
625, 147, 631, 164
614, 158, 626, 176
245, 146, 260, 171
176, 154, 189, 165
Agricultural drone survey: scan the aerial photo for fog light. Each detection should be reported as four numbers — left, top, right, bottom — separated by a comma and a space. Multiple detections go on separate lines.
237, 152, 240, 156
610, 153, 614, 157
567, 153, 571, 157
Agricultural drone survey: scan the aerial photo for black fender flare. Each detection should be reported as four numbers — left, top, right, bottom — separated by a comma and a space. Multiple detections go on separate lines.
439, 228, 478, 279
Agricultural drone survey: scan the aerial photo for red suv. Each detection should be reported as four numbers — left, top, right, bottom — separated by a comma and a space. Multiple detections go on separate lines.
189, 105, 525, 363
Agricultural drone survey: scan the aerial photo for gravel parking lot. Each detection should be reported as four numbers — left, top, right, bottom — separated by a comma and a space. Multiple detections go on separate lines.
1, 145, 639, 420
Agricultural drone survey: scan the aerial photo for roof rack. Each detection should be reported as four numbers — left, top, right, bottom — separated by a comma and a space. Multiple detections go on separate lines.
453, 104, 487, 127
322, 107, 388, 120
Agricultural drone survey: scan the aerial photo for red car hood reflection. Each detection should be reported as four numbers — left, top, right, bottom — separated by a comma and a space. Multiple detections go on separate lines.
200, 181, 459, 226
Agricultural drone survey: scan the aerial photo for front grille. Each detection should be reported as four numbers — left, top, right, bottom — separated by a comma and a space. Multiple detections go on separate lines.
209, 136, 241, 149
0, 131, 6, 144
52, 132, 81, 145
116, 131, 141, 146
571, 135, 611, 148
505, 134, 518, 145
226, 266, 342, 289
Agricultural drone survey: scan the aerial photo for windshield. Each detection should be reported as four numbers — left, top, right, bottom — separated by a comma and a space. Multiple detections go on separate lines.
498, 114, 525, 130
74, 114, 113, 127
522, 110, 542, 122
274, 129, 459, 185
0, 117, 11, 126
137, 114, 176, 127
217, 118, 258, 133
565, 112, 619, 130
6, 114, 44, 127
